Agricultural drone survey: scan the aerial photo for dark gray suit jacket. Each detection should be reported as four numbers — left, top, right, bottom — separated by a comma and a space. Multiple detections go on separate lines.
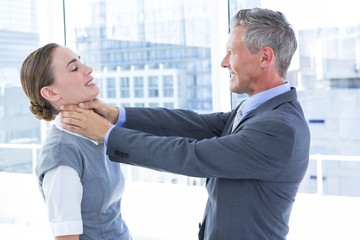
107, 88, 310, 240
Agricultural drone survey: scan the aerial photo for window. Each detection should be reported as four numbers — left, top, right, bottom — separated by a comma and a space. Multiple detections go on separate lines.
106, 77, 116, 98
148, 76, 159, 97
163, 102, 174, 108
134, 77, 144, 98
120, 77, 130, 98
134, 103, 145, 107
148, 102, 159, 107
163, 75, 174, 97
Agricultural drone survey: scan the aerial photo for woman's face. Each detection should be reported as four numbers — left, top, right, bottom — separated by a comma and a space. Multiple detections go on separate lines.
42, 46, 99, 108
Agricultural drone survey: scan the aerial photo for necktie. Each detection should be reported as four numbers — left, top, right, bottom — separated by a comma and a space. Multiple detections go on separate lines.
231, 102, 246, 132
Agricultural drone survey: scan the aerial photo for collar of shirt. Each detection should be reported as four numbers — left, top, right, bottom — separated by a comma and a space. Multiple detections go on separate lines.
242, 82, 291, 117
54, 115, 99, 145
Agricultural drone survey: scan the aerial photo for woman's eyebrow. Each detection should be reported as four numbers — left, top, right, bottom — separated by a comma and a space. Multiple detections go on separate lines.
66, 58, 77, 68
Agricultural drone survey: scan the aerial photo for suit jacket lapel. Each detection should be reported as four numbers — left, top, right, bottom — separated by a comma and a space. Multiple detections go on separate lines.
223, 109, 238, 136
228, 88, 298, 134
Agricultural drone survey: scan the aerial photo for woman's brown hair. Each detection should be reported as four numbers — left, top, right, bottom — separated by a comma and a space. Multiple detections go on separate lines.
20, 43, 60, 121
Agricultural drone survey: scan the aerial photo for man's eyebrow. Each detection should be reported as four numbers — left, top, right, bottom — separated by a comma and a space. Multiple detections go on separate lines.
66, 58, 77, 68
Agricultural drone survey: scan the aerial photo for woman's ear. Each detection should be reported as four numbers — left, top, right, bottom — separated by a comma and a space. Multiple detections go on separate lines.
40, 86, 60, 102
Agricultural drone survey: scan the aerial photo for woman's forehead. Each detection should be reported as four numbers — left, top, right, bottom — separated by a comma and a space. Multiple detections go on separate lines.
54, 46, 77, 59
52, 47, 78, 67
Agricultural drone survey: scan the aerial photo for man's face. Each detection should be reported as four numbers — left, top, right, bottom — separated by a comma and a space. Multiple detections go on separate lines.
220, 25, 263, 95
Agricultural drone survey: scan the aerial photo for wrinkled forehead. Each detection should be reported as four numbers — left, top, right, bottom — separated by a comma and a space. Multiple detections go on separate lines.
227, 25, 246, 45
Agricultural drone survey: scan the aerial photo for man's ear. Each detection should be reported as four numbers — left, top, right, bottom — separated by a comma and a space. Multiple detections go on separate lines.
260, 46, 274, 66
40, 86, 60, 102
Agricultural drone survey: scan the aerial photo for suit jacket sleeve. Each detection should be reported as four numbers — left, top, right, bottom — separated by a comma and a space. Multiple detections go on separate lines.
106, 107, 308, 182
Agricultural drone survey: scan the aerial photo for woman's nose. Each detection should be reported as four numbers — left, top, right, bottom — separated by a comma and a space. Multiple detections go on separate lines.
85, 65, 93, 75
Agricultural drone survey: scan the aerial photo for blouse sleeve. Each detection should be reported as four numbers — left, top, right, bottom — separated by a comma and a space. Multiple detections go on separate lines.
42, 165, 83, 237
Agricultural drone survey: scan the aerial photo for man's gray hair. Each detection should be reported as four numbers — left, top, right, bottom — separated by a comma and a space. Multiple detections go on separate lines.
230, 8, 297, 78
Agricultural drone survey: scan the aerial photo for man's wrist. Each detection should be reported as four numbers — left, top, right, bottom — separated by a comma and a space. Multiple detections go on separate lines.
109, 105, 120, 124
117, 107, 126, 127
104, 125, 115, 145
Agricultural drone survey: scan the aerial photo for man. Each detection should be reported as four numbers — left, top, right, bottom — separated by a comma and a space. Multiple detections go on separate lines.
60, 8, 310, 240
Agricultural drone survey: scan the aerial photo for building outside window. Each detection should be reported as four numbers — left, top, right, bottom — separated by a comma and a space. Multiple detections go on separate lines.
120, 77, 130, 98
163, 75, 174, 97
133, 76, 144, 98
148, 76, 159, 98
106, 77, 116, 98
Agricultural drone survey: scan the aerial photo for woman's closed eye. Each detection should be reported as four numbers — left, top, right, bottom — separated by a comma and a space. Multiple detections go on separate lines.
71, 64, 79, 72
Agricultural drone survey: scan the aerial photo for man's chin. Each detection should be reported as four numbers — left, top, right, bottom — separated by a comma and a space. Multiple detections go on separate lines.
229, 84, 238, 93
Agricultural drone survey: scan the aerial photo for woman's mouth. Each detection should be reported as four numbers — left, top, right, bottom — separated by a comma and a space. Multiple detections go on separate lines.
84, 79, 96, 86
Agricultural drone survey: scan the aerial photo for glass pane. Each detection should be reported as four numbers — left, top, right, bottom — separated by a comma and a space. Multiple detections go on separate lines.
0, 2, 42, 147
0, 0, 65, 170
64, 0, 213, 188
0, 0, 62, 239
65, 0, 212, 112
63, 3, 215, 238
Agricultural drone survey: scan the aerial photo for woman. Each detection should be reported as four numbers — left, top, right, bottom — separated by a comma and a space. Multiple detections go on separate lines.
20, 43, 132, 240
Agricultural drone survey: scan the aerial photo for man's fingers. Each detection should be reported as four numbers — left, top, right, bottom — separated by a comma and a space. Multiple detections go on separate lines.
60, 115, 83, 128
60, 107, 95, 120
61, 99, 102, 112
61, 121, 82, 133
60, 109, 94, 128
59, 110, 82, 121
58, 103, 109, 141
60, 104, 82, 111
79, 99, 99, 109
